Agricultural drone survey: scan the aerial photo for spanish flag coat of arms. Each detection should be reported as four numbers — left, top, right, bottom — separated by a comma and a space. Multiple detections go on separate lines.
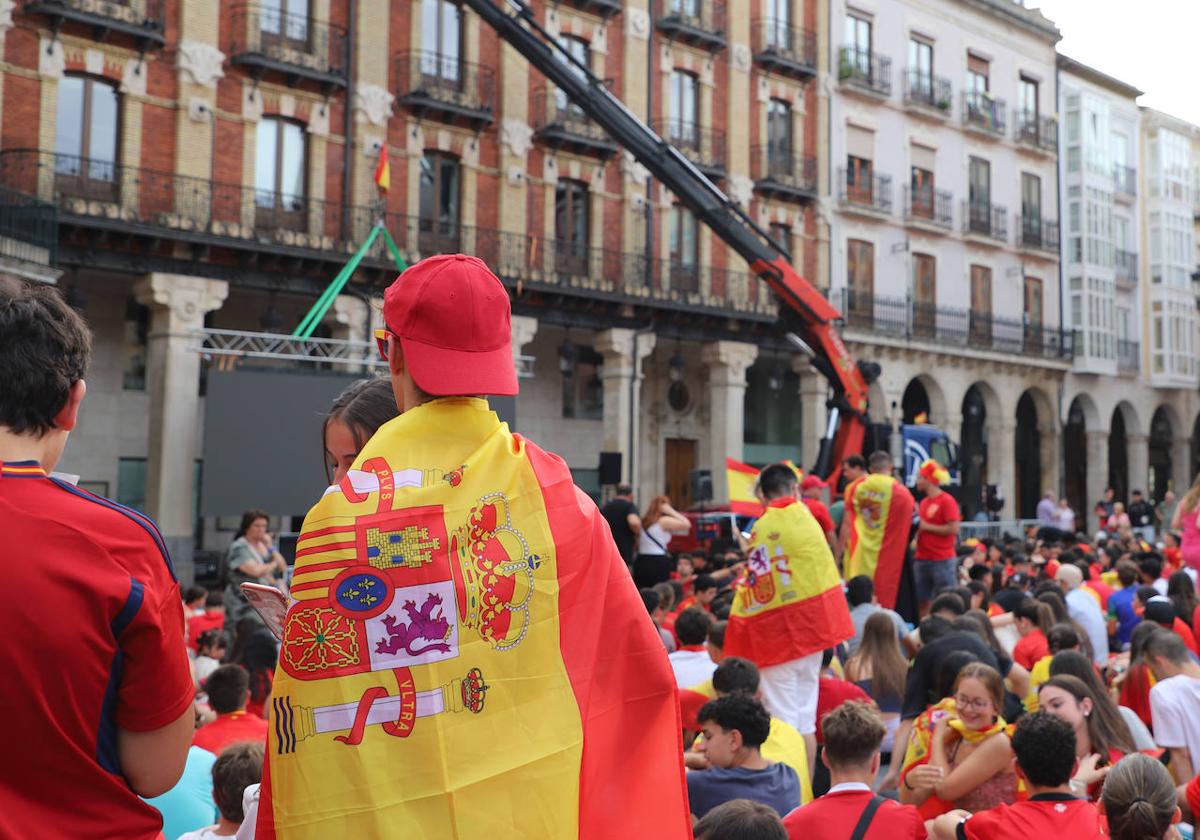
257, 398, 690, 838
724, 497, 853, 667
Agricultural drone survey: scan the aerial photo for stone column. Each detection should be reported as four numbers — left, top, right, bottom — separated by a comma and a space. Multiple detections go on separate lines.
1172, 436, 1192, 495
1085, 430, 1110, 534
1039, 423, 1061, 501
1126, 433, 1150, 495
135, 274, 229, 584
988, 421, 1016, 520
793, 358, 828, 470
596, 328, 656, 485
702, 341, 759, 501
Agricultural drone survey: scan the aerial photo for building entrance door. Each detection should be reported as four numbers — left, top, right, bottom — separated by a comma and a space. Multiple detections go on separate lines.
665, 438, 697, 510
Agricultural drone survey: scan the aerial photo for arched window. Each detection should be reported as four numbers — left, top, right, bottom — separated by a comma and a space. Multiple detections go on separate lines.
255, 117, 307, 229
54, 74, 119, 200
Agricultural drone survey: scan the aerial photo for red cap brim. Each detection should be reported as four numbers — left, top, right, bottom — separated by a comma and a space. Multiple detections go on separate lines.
400, 335, 519, 397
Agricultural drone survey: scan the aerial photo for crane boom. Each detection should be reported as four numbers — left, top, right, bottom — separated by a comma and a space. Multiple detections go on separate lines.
463, 0, 873, 477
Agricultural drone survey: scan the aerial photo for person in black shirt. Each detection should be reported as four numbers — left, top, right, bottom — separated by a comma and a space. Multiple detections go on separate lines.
1127, 490, 1156, 542
600, 484, 642, 566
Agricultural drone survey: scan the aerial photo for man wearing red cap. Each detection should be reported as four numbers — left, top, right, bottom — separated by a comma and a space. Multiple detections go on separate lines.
914, 458, 960, 617
800, 474, 838, 554
257, 255, 690, 839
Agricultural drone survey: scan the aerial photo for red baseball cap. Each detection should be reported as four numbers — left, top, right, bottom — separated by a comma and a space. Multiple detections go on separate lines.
382, 254, 518, 397
800, 475, 826, 491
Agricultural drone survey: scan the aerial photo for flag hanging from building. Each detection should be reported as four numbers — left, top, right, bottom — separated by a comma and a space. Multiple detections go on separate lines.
256, 399, 690, 839
726, 457, 762, 516
374, 146, 390, 193
842, 474, 915, 610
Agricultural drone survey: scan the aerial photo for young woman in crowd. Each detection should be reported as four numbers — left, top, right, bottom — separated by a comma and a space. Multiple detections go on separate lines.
633, 495, 691, 588
844, 612, 906, 753
1037, 674, 1137, 799
1100, 752, 1182, 840
1011, 599, 1054, 670
1037, 589, 1095, 661
222, 508, 288, 629
1115, 621, 1162, 728
900, 663, 1016, 814
1024, 622, 1082, 709
193, 629, 228, 687
322, 377, 399, 484
1171, 472, 1200, 573
954, 612, 1027, 718
1048, 650, 1157, 750
1167, 570, 1200, 632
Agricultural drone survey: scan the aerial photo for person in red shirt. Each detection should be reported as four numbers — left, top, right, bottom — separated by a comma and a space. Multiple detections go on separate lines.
800, 475, 839, 555
932, 711, 1104, 839
914, 460, 961, 617
193, 665, 269, 756
0, 279, 195, 840
785, 700, 926, 840
1011, 600, 1054, 670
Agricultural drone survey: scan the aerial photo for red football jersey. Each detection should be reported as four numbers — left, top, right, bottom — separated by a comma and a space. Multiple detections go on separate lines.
0, 462, 194, 839
960, 795, 1104, 839
916, 492, 960, 560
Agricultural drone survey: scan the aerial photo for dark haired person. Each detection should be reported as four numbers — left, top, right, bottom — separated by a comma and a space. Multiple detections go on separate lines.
783, 701, 927, 840
1107, 560, 1143, 648
914, 459, 961, 618
600, 483, 642, 568
1143, 629, 1200, 782
178, 741, 265, 840
0, 278, 195, 837
846, 575, 907, 657
192, 665, 268, 757
931, 711, 1105, 839
843, 451, 916, 615
670, 607, 717, 688
689, 694, 802, 819
222, 507, 287, 630
323, 377, 400, 485
694, 799, 787, 840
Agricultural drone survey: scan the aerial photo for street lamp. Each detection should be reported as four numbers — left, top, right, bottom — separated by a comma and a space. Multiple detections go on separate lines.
669, 348, 686, 383
558, 337, 577, 375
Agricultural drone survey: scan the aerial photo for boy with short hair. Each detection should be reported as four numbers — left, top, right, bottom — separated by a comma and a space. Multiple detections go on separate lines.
694, 798, 787, 840
192, 665, 268, 757
670, 607, 717, 688
178, 741, 265, 840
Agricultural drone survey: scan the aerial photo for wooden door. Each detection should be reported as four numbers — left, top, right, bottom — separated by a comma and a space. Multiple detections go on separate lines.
665, 438, 697, 510
1024, 275, 1044, 350
912, 253, 936, 338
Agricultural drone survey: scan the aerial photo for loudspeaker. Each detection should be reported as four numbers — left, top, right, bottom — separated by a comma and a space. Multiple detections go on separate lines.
598, 451, 622, 486
690, 468, 713, 503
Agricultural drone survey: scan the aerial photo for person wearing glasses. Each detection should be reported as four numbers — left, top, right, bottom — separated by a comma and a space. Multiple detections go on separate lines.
900, 663, 1017, 814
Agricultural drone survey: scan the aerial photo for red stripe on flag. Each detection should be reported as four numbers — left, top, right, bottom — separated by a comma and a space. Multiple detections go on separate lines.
291, 559, 355, 575
296, 524, 356, 543
725, 456, 759, 475
295, 540, 356, 558
725, 585, 854, 668
523, 437, 692, 839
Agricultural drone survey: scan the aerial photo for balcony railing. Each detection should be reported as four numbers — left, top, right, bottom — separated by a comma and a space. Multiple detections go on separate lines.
1014, 110, 1057, 152
229, 4, 349, 88
902, 70, 952, 115
1017, 215, 1060, 253
963, 200, 1007, 242
1118, 339, 1140, 374
1116, 249, 1138, 283
394, 51, 495, 128
838, 169, 891, 214
751, 19, 816, 78
21, 0, 165, 46
903, 186, 953, 229
751, 146, 816, 202
0, 185, 57, 266
653, 119, 726, 176
655, 0, 727, 52
836, 288, 1073, 360
531, 88, 618, 157
838, 47, 891, 97
1113, 164, 1136, 199
557, 0, 622, 18
962, 92, 1006, 137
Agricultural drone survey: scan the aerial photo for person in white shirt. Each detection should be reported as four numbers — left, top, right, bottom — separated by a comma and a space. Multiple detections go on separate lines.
1143, 629, 1200, 783
669, 607, 718, 689
179, 742, 263, 840
1056, 563, 1108, 667
632, 494, 691, 589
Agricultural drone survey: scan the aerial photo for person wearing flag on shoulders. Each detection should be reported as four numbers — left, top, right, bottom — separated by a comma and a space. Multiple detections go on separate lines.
914, 459, 961, 618
844, 451, 918, 618
256, 254, 690, 839
725, 463, 855, 778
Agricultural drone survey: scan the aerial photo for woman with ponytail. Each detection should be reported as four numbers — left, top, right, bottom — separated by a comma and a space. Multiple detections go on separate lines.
1100, 752, 1181, 839
1012, 599, 1054, 670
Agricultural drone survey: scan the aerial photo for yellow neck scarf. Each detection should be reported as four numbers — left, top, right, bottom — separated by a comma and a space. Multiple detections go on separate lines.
947, 702, 1006, 744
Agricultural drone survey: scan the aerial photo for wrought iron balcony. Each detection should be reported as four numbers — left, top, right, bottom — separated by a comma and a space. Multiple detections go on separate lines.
0, 185, 57, 266
1017, 215, 1060, 253
557, 0, 622, 18
394, 52, 495, 129
838, 47, 891, 98
1115, 249, 1138, 283
963, 200, 1007, 243
962, 92, 1006, 138
654, 119, 725, 178
21, 0, 165, 47
751, 19, 816, 79
655, 0, 726, 52
902, 70, 952, 116
229, 5, 349, 90
532, 88, 618, 158
836, 287, 1073, 360
903, 186, 953, 230
838, 169, 891, 215
1014, 110, 1057, 153
1113, 164, 1136, 200
1118, 339, 1140, 374
751, 146, 815, 202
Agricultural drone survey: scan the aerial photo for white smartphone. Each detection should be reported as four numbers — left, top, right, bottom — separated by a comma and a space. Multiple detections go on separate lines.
239, 583, 288, 640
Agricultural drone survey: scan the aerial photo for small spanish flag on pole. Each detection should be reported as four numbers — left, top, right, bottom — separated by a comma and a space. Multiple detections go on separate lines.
373, 145, 390, 193
726, 457, 763, 516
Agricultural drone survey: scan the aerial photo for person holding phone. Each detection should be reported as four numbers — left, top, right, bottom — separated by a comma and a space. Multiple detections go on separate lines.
222, 508, 287, 629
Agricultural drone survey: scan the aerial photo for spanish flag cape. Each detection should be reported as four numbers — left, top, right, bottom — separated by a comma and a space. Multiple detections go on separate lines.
256, 398, 690, 839
843, 474, 915, 610
724, 497, 853, 666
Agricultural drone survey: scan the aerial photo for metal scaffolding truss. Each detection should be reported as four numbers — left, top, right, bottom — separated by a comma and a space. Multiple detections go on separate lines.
191, 328, 535, 378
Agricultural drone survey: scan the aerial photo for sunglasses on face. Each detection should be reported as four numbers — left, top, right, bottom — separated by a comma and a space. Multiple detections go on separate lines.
374, 327, 393, 361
